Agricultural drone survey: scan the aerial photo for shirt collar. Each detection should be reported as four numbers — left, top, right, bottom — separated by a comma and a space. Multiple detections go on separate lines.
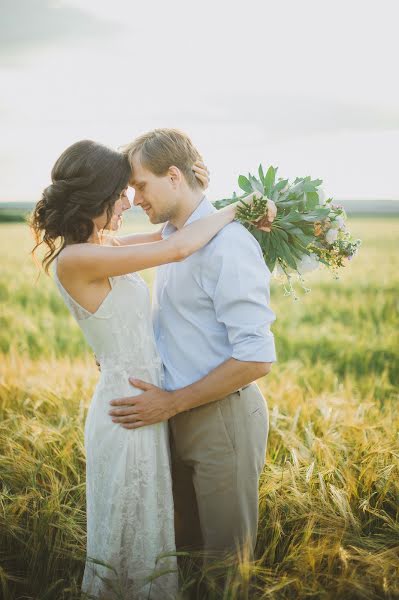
162, 195, 216, 239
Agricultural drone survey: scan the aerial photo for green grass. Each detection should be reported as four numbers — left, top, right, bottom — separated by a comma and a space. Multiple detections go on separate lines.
0, 217, 398, 599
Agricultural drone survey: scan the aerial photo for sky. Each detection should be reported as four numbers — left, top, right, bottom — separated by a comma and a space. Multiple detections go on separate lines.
1, 0, 399, 203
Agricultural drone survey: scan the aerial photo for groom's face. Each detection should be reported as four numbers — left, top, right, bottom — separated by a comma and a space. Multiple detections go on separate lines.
130, 154, 179, 224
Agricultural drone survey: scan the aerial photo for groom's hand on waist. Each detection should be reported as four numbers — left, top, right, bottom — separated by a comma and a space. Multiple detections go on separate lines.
108, 378, 178, 429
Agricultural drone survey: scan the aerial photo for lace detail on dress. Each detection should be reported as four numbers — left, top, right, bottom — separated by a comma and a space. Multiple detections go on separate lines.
52, 258, 177, 599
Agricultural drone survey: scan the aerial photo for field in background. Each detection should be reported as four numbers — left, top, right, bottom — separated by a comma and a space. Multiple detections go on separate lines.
0, 218, 398, 599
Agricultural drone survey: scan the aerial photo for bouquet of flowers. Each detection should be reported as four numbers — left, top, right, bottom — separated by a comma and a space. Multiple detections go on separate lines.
214, 165, 361, 297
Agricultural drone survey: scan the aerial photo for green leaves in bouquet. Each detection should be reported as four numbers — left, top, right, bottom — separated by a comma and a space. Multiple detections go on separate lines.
238, 175, 253, 194
273, 178, 289, 200
237, 165, 277, 199
258, 164, 265, 183
305, 192, 319, 210
278, 176, 323, 212
263, 166, 276, 197
214, 164, 330, 276
215, 165, 360, 295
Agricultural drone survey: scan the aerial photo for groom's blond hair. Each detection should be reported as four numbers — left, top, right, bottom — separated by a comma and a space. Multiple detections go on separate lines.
122, 128, 204, 190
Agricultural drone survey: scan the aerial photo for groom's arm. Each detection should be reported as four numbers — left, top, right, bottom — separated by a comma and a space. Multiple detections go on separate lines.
161, 356, 271, 411
108, 356, 270, 429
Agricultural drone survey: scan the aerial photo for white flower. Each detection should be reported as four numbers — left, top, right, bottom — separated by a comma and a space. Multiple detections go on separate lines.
317, 187, 327, 205
330, 215, 346, 231
297, 253, 320, 274
325, 228, 339, 244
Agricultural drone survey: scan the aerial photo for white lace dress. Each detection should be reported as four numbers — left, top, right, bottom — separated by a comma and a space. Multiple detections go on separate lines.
53, 260, 178, 600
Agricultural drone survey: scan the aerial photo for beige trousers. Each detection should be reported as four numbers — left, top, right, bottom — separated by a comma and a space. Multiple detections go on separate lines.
169, 383, 269, 559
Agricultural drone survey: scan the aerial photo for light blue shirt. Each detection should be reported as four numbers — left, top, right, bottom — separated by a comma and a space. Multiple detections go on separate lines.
152, 197, 277, 391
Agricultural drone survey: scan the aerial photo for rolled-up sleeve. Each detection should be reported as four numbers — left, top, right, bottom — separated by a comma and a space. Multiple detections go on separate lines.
202, 224, 277, 363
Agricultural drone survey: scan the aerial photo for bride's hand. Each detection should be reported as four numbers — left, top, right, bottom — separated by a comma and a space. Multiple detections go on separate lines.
233, 190, 261, 212
192, 160, 210, 189
240, 193, 277, 232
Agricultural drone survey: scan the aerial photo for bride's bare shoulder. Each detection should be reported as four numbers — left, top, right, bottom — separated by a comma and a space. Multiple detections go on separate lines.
57, 243, 91, 271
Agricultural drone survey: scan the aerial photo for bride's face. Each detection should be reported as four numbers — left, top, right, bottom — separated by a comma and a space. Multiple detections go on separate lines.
93, 188, 131, 232
109, 189, 131, 231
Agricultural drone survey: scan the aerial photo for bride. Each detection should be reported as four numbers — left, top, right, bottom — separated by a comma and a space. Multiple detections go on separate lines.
30, 139, 255, 599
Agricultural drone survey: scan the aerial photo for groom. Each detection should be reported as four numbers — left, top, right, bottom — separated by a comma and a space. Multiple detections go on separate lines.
108, 128, 277, 559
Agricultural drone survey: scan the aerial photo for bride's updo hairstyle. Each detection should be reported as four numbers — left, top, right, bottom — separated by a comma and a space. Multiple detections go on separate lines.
31, 140, 131, 273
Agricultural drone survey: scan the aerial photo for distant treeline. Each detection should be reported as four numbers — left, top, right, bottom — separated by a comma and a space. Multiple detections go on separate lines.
0, 203, 31, 223
0, 210, 28, 223
1, 200, 399, 223
0, 204, 148, 223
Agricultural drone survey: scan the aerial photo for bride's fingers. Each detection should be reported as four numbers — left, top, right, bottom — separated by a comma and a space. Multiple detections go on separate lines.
195, 175, 208, 187
193, 167, 210, 189
193, 159, 207, 170
193, 160, 209, 172
192, 163, 210, 177
193, 164, 210, 175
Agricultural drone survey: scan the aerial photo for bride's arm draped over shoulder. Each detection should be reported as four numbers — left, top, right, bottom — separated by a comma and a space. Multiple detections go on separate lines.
58, 196, 258, 281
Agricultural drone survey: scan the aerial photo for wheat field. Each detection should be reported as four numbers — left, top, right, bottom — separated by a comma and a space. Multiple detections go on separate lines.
0, 217, 398, 599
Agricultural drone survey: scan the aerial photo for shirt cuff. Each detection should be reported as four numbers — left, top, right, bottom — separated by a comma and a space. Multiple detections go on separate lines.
231, 332, 277, 363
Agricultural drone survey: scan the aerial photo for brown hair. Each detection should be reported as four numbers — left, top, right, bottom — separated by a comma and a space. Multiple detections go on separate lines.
30, 140, 131, 273
122, 128, 203, 190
